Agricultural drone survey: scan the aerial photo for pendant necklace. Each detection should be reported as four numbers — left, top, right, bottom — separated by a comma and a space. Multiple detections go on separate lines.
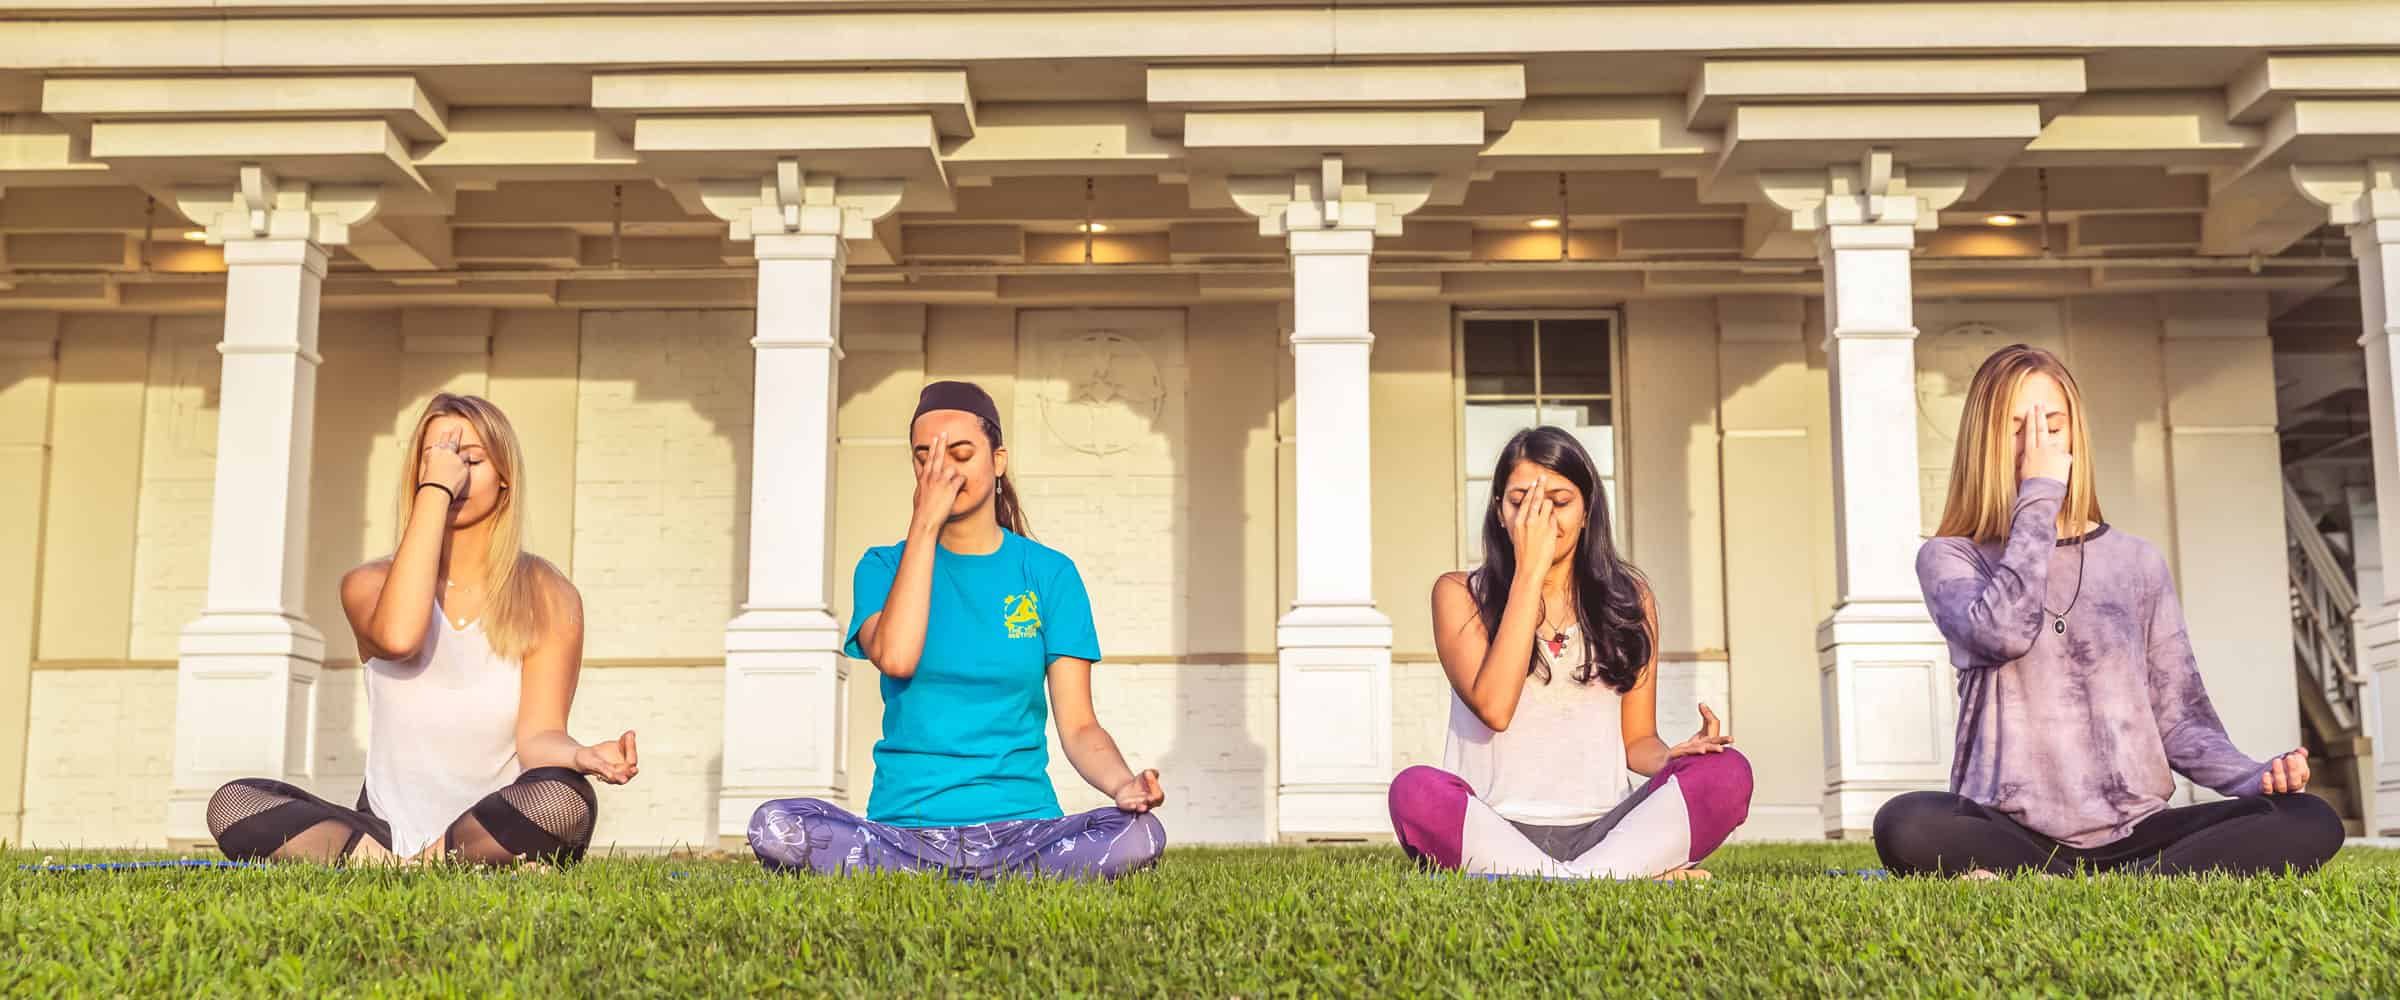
1537, 596, 1572, 659
2042, 529, 2088, 636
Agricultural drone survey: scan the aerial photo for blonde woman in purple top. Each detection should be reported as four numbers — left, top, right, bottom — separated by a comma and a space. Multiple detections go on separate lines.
1875, 345, 2343, 877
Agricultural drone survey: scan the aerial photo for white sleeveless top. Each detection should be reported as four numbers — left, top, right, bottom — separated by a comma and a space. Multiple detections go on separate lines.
1444, 623, 1636, 824
364, 602, 524, 856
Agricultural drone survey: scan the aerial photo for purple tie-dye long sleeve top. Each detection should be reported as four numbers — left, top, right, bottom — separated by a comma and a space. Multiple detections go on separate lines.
1916, 477, 2271, 848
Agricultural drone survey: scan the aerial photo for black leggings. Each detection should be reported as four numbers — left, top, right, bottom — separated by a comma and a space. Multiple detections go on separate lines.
1873, 790, 2344, 877
207, 767, 599, 865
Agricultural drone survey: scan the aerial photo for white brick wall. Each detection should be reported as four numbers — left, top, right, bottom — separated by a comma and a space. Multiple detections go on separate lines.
20, 670, 177, 847
1393, 661, 1452, 772
1041, 662, 1277, 844
573, 667, 725, 852
128, 322, 221, 661
572, 311, 753, 661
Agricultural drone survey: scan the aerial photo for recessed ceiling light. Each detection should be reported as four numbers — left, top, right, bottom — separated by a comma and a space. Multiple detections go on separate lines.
1528, 217, 1562, 230
1984, 213, 2026, 228
181, 230, 207, 241
1078, 222, 1109, 234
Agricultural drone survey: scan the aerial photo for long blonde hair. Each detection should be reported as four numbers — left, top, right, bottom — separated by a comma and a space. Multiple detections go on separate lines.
1933, 345, 2103, 543
397, 393, 557, 660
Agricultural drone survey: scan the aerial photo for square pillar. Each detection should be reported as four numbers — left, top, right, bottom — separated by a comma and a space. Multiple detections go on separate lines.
2158, 292, 2302, 796
702, 163, 901, 842
1277, 225, 1395, 837
719, 231, 850, 839
0, 316, 59, 845
1715, 296, 1829, 840
2348, 193, 2400, 833
1815, 221, 1953, 838
166, 237, 332, 842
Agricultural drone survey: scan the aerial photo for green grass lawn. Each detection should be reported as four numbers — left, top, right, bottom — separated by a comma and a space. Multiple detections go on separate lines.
5, 842, 2397, 997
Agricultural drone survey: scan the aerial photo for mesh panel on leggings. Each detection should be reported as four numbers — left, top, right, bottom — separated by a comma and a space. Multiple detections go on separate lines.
498, 778, 596, 849
206, 781, 299, 841
207, 779, 382, 863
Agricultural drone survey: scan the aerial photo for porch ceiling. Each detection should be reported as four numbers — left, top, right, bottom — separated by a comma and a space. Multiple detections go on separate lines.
0, 2, 2392, 311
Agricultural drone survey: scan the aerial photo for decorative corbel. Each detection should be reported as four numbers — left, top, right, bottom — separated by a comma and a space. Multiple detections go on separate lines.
2294, 159, 2400, 227
1756, 148, 1966, 232
701, 157, 905, 244
172, 165, 383, 247
1228, 154, 1434, 238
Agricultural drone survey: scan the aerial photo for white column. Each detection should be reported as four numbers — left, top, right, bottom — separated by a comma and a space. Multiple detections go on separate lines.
1815, 219, 1955, 838
164, 237, 332, 840
1761, 153, 1965, 838
2299, 160, 2400, 834
2358, 189, 2400, 836
1279, 223, 1395, 836
165, 169, 379, 843
719, 231, 849, 838
2158, 292, 2301, 795
1233, 156, 1430, 836
706, 162, 902, 841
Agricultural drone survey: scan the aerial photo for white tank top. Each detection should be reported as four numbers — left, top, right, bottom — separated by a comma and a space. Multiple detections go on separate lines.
364, 602, 524, 857
1444, 623, 1636, 824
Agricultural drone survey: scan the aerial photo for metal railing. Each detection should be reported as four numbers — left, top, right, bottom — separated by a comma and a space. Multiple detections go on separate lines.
2285, 479, 2368, 735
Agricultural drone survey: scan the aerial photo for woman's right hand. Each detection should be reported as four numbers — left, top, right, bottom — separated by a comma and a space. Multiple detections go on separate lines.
417, 425, 469, 498
2017, 401, 2073, 485
910, 432, 966, 534
1508, 474, 1561, 572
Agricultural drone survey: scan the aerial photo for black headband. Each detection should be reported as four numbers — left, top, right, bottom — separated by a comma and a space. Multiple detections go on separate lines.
911, 380, 1003, 445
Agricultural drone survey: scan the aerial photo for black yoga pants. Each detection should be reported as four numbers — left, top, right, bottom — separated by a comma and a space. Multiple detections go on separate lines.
1873, 790, 2343, 877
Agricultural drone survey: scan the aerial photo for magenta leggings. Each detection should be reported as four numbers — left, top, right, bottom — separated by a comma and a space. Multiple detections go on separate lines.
1388, 749, 1754, 875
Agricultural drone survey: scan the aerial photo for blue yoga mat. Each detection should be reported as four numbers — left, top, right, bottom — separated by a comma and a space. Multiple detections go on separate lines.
19, 860, 270, 873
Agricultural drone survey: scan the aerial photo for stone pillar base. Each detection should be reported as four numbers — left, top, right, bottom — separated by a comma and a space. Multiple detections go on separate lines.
718, 607, 849, 839
1817, 598, 1952, 838
167, 611, 325, 842
1275, 604, 1394, 838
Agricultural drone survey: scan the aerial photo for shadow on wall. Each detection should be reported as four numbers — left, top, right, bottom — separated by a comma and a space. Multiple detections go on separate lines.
296, 309, 758, 846
1008, 307, 1272, 843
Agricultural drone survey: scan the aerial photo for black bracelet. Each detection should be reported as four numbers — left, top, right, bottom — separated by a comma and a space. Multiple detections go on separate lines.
417, 482, 457, 504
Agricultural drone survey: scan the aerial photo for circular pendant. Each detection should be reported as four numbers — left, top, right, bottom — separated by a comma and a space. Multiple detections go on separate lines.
2053, 617, 2067, 635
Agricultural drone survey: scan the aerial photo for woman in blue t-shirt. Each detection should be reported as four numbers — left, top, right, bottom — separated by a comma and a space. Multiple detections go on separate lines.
747, 380, 1167, 880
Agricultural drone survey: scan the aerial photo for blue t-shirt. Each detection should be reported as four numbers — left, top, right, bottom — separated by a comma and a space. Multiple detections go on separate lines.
843, 530, 1101, 827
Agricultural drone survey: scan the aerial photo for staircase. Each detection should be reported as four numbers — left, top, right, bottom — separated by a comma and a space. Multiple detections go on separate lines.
2283, 479, 2375, 835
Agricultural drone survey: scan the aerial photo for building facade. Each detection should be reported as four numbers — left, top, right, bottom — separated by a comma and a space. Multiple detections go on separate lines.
1, 1, 2395, 849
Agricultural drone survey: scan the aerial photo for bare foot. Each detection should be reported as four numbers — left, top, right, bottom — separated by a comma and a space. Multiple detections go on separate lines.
1961, 868, 2001, 881
1656, 866, 1713, 882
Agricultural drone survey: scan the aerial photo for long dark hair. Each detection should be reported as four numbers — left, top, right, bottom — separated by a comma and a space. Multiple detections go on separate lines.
976, 415, 1033, 539
1467, 426, 1651, 691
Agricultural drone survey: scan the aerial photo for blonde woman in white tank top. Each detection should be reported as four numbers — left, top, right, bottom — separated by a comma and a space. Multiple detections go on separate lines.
205, 394, 640, 865
1388, 426, 1754, 880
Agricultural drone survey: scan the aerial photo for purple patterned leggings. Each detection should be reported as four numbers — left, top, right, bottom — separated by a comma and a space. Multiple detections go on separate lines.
748, 798, 1166, 881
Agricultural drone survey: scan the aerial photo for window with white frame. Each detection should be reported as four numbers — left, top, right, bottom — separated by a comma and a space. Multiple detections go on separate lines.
1456, 312, 1621, 566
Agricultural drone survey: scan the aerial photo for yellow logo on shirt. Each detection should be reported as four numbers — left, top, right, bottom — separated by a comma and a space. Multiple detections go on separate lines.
1003, 591, 1042, 639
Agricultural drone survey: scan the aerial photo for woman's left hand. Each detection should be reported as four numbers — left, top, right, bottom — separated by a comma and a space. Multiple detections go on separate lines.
2261, 748, 2311, 794
1112, 769, 1165, 812
1666, 703, 1735, 759
574, 730, 640, 785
